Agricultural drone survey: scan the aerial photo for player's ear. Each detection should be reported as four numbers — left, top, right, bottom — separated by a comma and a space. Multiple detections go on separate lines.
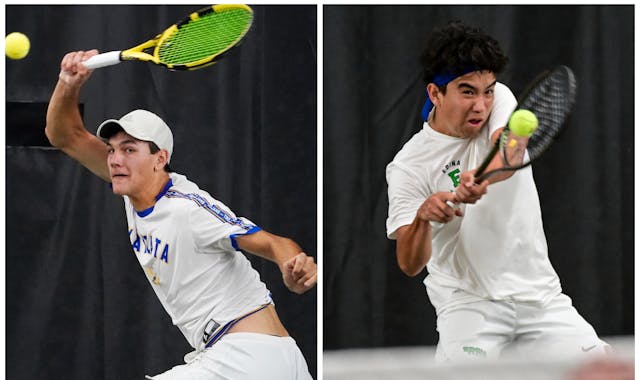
426, 83, 441, 108
155, 150, 169, 172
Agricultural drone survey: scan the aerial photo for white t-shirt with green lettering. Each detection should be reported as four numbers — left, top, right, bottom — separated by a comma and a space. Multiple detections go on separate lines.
386, 82, 561, 314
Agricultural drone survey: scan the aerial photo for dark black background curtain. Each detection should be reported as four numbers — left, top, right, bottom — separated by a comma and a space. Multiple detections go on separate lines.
324, 5, 634, 349
6, 5, 317, 379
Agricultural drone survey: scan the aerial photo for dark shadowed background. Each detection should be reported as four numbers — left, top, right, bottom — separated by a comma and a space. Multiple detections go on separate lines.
323, 5, 633, 350
6, 5, 317, 379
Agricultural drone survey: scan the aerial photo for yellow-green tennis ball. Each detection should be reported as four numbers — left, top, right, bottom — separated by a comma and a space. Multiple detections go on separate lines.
509, 109, 538, 137
5, 32, 30, 60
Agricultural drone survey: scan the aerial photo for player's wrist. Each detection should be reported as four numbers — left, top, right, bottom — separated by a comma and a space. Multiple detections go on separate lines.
57, 73, 85, 95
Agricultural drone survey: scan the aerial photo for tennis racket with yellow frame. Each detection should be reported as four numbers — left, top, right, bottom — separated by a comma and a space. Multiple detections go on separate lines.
82, 4, 253, 71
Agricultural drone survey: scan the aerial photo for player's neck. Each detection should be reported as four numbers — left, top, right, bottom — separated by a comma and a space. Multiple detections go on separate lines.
429, 113, 456, 137
129, 172, 171, 212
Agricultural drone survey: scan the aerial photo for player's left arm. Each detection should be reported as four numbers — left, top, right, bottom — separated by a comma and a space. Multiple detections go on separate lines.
235, 230, 317, 294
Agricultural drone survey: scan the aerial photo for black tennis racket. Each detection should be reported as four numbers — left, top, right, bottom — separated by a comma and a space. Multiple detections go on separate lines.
474, 65, 577, 182
82, 4, 253, 71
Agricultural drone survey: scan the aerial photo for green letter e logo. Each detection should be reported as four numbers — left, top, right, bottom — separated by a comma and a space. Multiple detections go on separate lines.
448, 168, 461, 187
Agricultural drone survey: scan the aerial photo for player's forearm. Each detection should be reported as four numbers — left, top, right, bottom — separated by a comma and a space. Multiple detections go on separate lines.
480, 153, 516, 184
267, 236, 304, 272
45, 79, 86, 149
395, 219, 432, 277
238, 231, 302, 271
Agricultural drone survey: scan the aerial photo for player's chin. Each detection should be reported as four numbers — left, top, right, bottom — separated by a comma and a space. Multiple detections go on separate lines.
110, 179, 129, 195
110, 184, 128, 196
461, 123, 485, 138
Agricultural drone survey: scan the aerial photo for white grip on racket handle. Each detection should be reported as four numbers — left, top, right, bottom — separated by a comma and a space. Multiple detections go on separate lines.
82, 51, 122, 69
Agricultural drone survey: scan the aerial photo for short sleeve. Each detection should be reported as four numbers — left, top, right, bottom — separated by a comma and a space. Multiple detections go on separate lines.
487, 82, 518, 138
386, 161, 430, 240
189, 198, 260, 253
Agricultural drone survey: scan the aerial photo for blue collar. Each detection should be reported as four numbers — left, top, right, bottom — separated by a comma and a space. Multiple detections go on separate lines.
136, 178, 174, 217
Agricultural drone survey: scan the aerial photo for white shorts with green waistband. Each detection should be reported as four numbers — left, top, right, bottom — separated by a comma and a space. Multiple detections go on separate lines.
145, 333, 312, 380
435, 293, 609, 362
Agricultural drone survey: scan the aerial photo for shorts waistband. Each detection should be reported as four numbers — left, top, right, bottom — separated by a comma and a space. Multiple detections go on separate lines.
204, 304, 270, 348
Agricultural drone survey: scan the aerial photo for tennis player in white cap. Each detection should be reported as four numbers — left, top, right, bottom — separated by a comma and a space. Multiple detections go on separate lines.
46, 50, 316, 380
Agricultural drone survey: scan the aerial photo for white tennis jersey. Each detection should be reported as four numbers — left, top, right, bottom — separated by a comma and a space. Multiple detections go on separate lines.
386, 82, 561, 315
123, 172, 273, 350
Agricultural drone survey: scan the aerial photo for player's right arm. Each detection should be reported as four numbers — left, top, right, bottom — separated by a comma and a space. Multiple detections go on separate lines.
395, 192, 461, 277
45, 50, 111, 182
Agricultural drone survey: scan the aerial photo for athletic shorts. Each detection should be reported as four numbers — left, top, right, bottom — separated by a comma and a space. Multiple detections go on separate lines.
145, 333, 312, 380
434, 293, 609, 362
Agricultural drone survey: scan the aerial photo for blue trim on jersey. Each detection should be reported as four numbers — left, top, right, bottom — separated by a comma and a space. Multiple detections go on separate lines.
230, 226, 262, 251
136, 206, 154, 218
135, 179, 174, 218
156, 179, 174, 201
164, 190, 256, 231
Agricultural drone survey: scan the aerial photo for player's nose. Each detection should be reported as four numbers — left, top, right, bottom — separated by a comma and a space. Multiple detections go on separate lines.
471, 98, 487, 113
108, 150, 123, 166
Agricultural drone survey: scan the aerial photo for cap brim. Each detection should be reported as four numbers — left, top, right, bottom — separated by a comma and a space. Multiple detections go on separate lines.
96, 120, 124, 142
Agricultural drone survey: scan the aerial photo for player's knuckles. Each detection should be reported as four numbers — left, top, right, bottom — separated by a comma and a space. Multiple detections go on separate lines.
63, 52, 78, 62
293, 260, 305, 272
70, 53, 82, 64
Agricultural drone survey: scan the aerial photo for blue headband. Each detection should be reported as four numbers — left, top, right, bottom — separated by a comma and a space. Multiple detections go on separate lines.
421, 67, 480, 121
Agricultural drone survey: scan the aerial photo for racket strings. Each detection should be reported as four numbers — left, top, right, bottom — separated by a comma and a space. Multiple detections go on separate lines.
519, 67, 576, 161
158, 8, 252, 65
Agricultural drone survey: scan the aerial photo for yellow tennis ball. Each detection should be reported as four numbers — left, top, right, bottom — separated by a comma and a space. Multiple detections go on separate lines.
509, 109, 538, 137
5, 32, 30, 60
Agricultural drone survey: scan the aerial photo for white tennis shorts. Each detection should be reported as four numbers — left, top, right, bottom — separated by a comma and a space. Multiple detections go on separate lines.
145, 333, 312, 380
435, 293, 609, 362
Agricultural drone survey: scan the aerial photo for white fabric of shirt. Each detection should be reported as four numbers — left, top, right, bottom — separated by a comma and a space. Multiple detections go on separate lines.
386, 82, 561, 314
124, 172, 272, 350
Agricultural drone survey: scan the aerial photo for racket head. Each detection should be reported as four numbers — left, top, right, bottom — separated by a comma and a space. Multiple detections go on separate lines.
510, 65, 577, 164
477, 65, 577, 181
119, 4, 254, 70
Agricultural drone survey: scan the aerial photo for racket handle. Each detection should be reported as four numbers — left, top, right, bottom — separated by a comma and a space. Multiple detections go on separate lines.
82, 51, 122, 69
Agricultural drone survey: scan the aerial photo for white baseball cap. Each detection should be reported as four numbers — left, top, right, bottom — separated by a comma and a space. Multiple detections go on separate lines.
97, 109, 174, 162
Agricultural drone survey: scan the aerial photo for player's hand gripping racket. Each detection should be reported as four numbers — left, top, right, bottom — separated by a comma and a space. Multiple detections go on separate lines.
82, 4, 253, 71
474, 65, 577, 182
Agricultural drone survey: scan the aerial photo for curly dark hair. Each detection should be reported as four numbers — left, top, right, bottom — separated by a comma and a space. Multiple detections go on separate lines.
420, 21, 508, 87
